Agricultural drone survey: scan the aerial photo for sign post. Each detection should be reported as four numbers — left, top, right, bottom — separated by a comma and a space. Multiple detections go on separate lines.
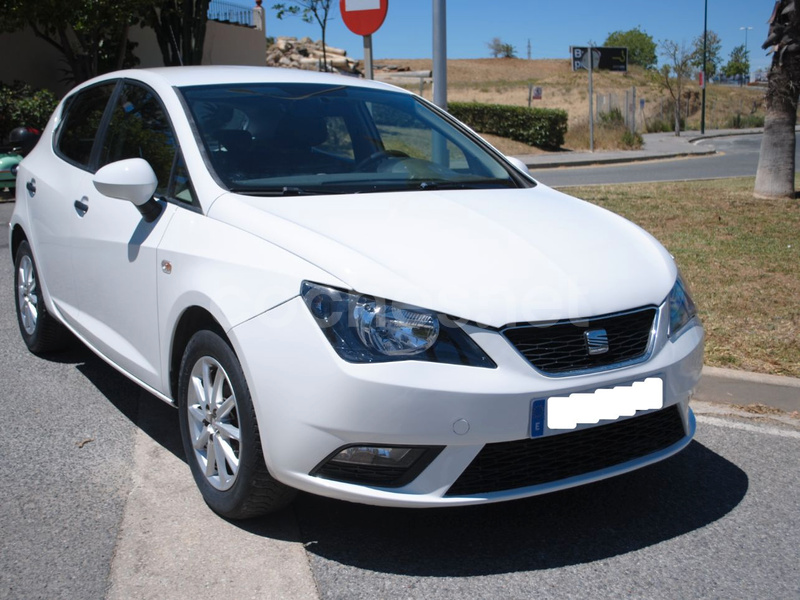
527, 85, 543, 107
340, 0, 389, 80
571, 46, 628, 152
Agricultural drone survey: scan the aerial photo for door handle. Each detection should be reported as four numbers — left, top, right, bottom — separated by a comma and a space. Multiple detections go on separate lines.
26, 179, 36, 197
74, 197, 89, 217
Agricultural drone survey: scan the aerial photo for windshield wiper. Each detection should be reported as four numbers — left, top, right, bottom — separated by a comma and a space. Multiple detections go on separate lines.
228, 186, 342, 197
417, 179, 516, 191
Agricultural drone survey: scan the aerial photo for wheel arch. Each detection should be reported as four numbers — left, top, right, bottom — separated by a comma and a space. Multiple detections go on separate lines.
169, 306, 230, 401
10, 224, 27, 264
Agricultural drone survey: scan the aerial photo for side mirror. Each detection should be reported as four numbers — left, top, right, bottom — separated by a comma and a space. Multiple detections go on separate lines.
505, 156, 531, 175
93, 158, 163, 223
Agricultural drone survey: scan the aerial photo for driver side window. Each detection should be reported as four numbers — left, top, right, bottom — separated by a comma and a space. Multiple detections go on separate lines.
100, 83, 177, 198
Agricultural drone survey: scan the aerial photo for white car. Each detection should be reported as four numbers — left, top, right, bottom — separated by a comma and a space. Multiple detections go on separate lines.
9, 67, 704, 519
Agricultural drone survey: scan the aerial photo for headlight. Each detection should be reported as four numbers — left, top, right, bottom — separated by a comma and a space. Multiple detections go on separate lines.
301, 281, 495, 367
668, 274, 698, 337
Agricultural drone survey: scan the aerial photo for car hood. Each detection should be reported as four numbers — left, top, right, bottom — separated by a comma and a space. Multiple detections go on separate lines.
208, 185, 676, 328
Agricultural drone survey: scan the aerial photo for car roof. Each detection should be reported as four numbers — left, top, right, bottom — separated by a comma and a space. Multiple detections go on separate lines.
76, 65, 410, 95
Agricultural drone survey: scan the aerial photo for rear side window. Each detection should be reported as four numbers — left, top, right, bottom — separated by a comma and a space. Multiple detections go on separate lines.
56, 83, 116, 168
100, 82, 177, 196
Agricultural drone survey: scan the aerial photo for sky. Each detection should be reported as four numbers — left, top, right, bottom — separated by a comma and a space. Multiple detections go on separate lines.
262, 0, 772, 75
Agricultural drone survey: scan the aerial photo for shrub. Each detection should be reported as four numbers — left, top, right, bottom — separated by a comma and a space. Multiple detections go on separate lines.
448, 102, 568, 150
598, 107, 624, 126
621, 129, 644, 149
726, 113, 765, 129
0, 82, 58, 138
646, 117, 685, 133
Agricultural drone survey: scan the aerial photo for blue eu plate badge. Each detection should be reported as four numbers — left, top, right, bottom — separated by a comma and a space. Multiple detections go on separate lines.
531, 399, 546, 437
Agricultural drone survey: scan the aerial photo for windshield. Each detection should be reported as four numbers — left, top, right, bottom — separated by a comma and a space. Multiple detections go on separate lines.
179, 82, 528, 196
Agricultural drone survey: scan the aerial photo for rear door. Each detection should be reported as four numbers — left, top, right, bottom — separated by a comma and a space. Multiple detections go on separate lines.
23, 82, 117, 328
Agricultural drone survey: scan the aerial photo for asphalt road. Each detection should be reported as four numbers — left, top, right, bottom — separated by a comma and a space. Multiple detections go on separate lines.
2, 190, 800, 599
530, 133, 798, 187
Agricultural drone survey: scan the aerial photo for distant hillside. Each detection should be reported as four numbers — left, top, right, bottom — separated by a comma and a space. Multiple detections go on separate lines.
373, 58, 766, 151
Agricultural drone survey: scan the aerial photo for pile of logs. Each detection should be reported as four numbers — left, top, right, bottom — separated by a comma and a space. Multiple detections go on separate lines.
266, 37, 360, 74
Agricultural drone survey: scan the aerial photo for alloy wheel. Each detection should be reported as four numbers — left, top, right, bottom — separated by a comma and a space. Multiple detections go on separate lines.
186, 356, 241, 491
17, 254, 38, 336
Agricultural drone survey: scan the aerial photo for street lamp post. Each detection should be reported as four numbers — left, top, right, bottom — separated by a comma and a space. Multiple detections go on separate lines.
740, 25, 753, 84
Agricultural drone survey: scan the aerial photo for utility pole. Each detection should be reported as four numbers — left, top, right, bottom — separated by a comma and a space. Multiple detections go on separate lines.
701, 0, 708, 134
527, 38, 531, 60
432, 0, 448, 165
432, 0, 447, 109
588, 45, 594, 152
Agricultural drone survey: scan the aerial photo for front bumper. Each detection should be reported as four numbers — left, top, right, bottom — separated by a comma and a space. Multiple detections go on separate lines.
231, 297, 704, 507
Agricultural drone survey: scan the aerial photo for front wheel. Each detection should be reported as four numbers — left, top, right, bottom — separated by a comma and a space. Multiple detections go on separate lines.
178, 330, 295, 519
14, 240, 68, 354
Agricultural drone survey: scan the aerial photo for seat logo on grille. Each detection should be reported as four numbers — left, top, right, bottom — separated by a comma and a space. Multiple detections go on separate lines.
584, 329, 610, 355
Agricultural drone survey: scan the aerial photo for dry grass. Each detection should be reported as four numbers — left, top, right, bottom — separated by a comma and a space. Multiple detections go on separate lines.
567, 178, 800, 377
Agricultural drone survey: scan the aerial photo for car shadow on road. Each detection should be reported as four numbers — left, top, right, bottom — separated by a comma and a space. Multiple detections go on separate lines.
56, 341, 750, 565
56, 340, 186, 461
286, 441, 748, 575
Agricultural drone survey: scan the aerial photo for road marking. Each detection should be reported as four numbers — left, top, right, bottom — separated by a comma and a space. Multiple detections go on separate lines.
696, 415, 800, 440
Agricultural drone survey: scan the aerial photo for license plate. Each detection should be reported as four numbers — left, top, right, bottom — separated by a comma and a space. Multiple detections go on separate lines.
533, 377, 664, 433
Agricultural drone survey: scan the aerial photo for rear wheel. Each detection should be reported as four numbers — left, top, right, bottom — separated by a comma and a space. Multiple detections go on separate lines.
178, 330, 295, 519
14, 240, 68, 354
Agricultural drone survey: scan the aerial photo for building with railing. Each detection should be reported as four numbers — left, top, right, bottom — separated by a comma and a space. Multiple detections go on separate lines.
208, 0, 259, 28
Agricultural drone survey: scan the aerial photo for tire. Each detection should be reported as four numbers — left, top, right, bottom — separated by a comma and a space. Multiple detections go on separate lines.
14, 240, 68, 354
178, 330, 296, 519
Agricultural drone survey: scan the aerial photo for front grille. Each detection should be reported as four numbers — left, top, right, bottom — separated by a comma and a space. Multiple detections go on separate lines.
446, 405, 685, 497
503, 307, 657, 375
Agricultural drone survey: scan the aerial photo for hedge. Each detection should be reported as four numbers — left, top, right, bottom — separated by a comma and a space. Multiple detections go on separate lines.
448, 102, 568, 150
0, 82, 58, 138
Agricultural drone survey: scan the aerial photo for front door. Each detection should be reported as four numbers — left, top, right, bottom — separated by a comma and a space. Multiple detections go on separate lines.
69, 82, 180, 390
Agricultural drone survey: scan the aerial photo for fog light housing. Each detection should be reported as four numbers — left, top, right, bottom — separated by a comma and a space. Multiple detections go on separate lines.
312, 445, 443, 488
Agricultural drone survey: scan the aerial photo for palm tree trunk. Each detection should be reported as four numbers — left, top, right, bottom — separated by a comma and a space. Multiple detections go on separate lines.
754, 62, 799, 199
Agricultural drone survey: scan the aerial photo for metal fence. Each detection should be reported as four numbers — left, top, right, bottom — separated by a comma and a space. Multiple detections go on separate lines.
207, 0, 255, 27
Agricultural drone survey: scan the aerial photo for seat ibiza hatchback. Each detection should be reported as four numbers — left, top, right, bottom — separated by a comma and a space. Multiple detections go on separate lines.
9, 67, 704, 518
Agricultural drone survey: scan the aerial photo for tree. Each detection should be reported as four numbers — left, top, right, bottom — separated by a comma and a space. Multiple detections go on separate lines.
0, 0, 146, 84
755, 0, 800, 199
487, 37, 503, 58
690, 30, 722, 80
654, 41, 693, 136
722, 44, 750, 85
273, 1, 333, 71
145, 1, 212, 66
487, 37, 516, 58
604, 26, 657, 70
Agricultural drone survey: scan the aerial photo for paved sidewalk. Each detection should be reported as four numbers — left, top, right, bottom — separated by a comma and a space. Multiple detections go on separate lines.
515, 127, 768, 169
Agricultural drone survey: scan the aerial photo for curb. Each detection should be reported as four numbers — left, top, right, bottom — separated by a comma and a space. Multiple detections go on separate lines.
519, 126, 799, 170
703, 365, 800, 388
686, 126, 800, 144
522, 148, 715, 170
687, 131, 763, 143
696, 366, 800, 414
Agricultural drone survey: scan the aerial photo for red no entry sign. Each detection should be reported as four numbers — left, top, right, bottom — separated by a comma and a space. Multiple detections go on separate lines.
340, 0, 389, 36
